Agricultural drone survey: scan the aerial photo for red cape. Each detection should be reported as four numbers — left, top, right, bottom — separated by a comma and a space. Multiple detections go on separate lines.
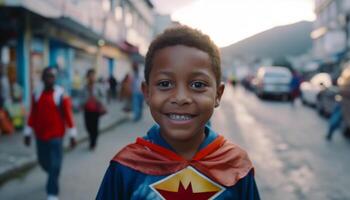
112, 135, 253, 187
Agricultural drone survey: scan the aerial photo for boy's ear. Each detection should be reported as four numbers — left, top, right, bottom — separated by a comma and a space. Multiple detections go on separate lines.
215, 82, 225, 108
141, 81, 149, 105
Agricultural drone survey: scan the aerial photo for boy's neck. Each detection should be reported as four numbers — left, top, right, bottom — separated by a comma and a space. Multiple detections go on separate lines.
160, 130, 206, 160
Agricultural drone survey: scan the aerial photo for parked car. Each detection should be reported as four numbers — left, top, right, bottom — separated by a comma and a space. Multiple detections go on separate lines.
300, 72, 332, 106
254, 66, 292, 100
338, 62, 350, 137
316, 86, 340, 117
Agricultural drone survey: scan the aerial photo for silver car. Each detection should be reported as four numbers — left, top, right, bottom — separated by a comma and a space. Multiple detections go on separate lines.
254, 66, 292, 100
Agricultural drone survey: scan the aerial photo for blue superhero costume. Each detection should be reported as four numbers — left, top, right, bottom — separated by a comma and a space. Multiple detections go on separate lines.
96, 125, 260, 200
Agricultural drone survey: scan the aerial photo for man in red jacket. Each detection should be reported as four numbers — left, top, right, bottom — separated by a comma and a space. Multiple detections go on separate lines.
23, 67, 77, 200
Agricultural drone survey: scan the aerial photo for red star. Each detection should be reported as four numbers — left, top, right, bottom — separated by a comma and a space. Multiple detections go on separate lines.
156, 182, 218, 200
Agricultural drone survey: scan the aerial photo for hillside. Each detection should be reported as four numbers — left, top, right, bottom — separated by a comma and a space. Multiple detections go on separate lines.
221, 21, 313, 63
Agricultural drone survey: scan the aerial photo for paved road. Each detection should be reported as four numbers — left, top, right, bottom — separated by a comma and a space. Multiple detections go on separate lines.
1, 84, 350, 200
213, 85, 350, 200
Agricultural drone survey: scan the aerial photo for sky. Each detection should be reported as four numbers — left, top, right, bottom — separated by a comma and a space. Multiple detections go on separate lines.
152, 0, 315, 47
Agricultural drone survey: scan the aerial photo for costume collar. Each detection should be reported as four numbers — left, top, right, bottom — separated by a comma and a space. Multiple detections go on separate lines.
113, 132, 253, 187
136, 134, 225, 162
143, 124, 218, 154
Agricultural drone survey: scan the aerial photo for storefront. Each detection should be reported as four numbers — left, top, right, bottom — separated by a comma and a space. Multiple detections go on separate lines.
99, 56, 115, 80
100, 44, 127, 81
0, 8, 24, 105
74, 49, 95, 81
30, 37, 45, 91
49, 40, 74, 92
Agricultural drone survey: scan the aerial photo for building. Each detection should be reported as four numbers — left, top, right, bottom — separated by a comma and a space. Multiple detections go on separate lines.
311, 0, 350, 72
111, 0, 155, 80
0, 0, 156, 107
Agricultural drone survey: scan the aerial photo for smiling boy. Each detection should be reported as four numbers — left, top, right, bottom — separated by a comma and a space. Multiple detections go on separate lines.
96, 26, 260, 199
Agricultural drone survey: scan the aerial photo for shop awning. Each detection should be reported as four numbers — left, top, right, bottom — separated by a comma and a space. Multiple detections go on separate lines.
117, 40, 139, 54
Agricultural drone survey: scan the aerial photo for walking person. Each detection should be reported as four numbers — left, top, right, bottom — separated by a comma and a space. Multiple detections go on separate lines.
71, 69, 82, 112
23, 67, 77, 200
107, 74, 118, 103
81, 69, 106, 150
131, 62, 144, 122
326, 101, 343, 141
120, 73, 132, 115
290, 70, 302, 105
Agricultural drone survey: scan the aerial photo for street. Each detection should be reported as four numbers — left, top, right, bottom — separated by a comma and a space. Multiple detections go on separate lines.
1, 84, 350, 200
215, 85, 350, 200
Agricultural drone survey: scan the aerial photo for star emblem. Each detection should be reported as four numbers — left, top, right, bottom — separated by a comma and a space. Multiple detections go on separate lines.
150, 166, 224, 200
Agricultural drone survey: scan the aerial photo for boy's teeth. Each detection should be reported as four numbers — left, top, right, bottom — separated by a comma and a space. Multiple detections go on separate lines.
169, 114, 192, 120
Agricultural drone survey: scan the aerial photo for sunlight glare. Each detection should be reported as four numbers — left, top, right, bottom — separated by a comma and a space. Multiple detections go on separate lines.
172, 0, 315, 47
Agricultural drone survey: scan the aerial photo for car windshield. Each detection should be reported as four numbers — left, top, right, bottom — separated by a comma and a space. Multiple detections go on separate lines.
264, 73, 289, 78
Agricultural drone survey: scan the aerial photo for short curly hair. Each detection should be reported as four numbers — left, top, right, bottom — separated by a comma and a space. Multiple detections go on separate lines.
145, 25, 221, 85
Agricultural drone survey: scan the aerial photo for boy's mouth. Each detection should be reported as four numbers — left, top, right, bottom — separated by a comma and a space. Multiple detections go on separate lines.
166, 113, 194, 121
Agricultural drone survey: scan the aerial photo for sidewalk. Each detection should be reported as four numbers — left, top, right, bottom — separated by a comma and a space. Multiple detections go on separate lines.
0, 101, 129, 185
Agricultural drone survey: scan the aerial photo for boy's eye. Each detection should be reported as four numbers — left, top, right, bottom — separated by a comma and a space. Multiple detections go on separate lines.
190, 81, 207, 89
157, 80, 173, 89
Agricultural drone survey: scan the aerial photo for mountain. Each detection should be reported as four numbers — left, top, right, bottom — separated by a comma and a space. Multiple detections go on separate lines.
221, 21, 313, 64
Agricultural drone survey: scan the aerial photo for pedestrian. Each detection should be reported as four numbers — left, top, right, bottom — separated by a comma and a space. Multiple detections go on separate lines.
71, 69, 82, 112
326, 100, 343, 141
23, 67, 77, 200
289, 70, 302, 105
120, 73, 132, 114
96, 25, 260, 199
230, 74, 237, 88
81, 69, 106, 150
72, 69, 82, 97
131, 62, 144, 122
107, 74, 118, 103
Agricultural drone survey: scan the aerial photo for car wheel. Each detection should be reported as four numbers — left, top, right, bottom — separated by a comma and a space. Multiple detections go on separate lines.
281, 95, 288, 101
301, 96, 307, 105
257, 91, 264, 99
343, 126, 350, 138
316, 101, 325, 116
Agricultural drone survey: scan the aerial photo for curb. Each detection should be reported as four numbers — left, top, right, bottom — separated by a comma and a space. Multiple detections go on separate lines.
0, 117, 129, 186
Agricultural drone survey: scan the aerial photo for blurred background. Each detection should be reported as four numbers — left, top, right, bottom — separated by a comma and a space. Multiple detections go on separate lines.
0, 0, 350, 199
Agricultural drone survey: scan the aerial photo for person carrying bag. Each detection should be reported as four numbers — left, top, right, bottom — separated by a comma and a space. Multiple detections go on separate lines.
84, 95, 107, 116
81, 69, 106, 150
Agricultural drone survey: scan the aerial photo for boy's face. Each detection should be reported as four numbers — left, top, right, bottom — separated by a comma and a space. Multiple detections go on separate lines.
142, 45, 224, 144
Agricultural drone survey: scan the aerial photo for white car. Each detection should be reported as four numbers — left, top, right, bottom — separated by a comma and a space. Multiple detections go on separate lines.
254, 66, 292, 100
300, 72, 332, 106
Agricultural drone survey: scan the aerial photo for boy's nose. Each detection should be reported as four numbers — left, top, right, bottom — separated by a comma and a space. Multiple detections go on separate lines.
171, 86, 192, 105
